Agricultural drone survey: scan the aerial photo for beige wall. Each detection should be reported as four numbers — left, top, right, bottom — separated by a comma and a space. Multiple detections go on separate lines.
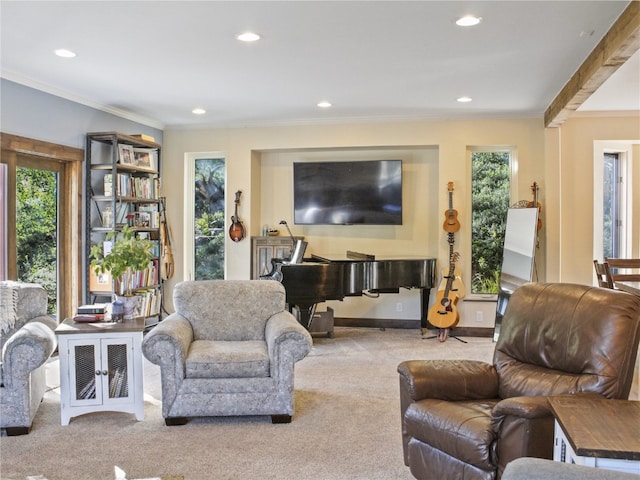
163, 117, 547, 327
161, 113, 638, 327
548, 113, 640, 284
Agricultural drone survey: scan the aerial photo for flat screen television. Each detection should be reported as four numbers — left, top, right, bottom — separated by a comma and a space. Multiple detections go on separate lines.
293, 159, 402, 225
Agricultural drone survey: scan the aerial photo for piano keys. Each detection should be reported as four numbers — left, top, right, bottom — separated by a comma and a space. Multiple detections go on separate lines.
280, 251, 436, 329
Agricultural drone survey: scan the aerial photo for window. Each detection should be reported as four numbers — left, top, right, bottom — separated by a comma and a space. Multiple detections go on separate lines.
470, 148, 514, 295
603, 152, 622, 258
183, 153, 226, 281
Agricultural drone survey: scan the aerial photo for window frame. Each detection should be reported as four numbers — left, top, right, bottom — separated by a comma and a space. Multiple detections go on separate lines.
593, 141, 635, 262
183, 151, 227, 281
467, 145, 518, 300
0, 133, 83, 320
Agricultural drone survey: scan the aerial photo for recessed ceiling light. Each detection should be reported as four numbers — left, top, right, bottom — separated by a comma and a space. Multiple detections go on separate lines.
192, 108, 206, 115
317, 101, 332, 108
456, 15, 482, 27
237, 32, 260, 42
457, 96, 473, 103
54, 49, 76, 58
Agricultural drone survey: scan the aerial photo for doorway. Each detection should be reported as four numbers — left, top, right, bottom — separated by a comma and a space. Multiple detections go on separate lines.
1, 133, 83, 321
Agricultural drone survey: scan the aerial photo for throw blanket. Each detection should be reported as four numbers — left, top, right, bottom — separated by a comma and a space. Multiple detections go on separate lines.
0, 281, 19, 335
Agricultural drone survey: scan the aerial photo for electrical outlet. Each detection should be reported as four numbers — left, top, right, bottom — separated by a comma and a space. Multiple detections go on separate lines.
476, 311, 484, 322
396, 302, 403, 313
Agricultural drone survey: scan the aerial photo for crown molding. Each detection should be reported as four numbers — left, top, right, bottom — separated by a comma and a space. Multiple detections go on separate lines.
1, 71, 165, 130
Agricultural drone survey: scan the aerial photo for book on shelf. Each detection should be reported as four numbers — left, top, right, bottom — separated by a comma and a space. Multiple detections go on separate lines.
104, 174, 113, 196
115, 203, 130, 225
109, 368, 128, 398
77, 303, 109, 314
78, 378, 96, 400
138, 204, 159, 228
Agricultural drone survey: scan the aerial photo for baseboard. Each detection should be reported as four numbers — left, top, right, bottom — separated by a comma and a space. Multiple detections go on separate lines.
333, 317, 494, 337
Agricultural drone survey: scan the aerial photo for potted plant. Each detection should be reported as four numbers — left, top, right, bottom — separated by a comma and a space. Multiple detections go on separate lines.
90, 226, 154, 320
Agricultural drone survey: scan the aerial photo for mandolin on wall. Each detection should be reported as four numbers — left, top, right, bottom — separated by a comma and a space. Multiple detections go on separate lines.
229, 190, 246, 242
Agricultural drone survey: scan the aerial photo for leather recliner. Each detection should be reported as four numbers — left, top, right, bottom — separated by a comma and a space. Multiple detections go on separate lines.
398, 283, 640, 480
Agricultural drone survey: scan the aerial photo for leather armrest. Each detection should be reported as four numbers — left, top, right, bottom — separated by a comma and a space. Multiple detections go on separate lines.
398, 359, 499, 401
141, 313, 193, 368
492, 395, 553, 420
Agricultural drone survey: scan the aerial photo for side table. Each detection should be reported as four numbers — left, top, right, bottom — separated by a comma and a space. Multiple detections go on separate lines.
55, 317, 145, 425
549, 395, 640, 475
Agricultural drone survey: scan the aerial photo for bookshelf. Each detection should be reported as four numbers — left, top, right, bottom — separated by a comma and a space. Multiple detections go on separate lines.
85, 132, 163, 328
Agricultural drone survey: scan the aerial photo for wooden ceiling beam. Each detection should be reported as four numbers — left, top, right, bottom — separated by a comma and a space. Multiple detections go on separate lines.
544, 1, 640, 128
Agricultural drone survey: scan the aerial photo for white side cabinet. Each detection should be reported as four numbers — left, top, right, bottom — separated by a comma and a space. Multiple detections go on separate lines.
56, 318, 145, 425
553, 421, 640, 474
549, 396, 640, 475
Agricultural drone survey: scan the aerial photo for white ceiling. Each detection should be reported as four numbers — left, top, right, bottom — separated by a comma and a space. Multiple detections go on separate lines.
1, 1, 638, 129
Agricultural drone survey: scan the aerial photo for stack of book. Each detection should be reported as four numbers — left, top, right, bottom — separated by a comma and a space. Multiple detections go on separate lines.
73, 303, 109, 322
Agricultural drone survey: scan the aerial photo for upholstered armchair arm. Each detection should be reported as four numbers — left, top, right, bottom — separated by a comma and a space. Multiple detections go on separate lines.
265, 311, 312, 366
142, 313, 193, 370
1, 319, 56, 389
29, 314, 57, 333
398, 359, 499, 402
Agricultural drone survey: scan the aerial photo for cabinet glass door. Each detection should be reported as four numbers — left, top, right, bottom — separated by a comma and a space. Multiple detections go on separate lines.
102, 338, 134, 404
68, 340, 101, 407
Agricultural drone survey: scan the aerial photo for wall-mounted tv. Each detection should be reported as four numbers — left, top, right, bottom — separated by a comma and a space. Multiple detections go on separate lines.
293, 159, 402, 225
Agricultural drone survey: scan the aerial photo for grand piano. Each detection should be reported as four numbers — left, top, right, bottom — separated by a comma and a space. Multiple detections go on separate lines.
278, 250, 437, 330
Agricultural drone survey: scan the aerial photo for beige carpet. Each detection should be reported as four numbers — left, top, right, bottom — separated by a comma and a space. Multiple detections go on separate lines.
1, 328, 497, 479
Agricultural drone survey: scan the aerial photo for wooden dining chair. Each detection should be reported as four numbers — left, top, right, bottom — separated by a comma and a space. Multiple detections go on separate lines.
604, 258, 640, 287
593, 260, 613, 288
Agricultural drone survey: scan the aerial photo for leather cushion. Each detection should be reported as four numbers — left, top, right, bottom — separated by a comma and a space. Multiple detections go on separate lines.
404, 398, 500, 471
185, 340, 270, 378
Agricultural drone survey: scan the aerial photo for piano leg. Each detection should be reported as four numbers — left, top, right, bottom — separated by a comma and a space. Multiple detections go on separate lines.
290, 303, 317, 330
420, 288, 432, 335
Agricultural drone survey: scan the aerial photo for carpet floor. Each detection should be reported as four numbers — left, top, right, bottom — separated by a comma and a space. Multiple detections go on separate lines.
1, 327, 497, 480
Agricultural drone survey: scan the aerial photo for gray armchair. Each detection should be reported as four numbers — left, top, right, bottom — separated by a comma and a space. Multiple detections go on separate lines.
142, 280, 312, 425
502, 458, 640, 480
0, 281, 57, 435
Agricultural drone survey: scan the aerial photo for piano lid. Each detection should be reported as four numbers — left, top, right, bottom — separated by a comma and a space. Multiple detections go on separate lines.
311, 252, 436, 263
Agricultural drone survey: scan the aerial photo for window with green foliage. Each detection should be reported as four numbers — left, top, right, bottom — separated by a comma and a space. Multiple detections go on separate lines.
194, 158, 225, 280
17, 166, 58, 314
470, 150, 511, 295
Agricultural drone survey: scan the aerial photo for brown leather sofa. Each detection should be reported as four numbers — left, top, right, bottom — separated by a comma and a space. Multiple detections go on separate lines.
398, 283, 640, 480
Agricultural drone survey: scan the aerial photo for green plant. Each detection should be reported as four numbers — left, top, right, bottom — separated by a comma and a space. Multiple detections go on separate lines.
90, 226, 153, 295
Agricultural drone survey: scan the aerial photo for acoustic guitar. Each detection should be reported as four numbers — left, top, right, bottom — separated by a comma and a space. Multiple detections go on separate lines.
229, 190, 246, 242
160, 197, 174, 280
442, 182, 460, 233
437, 238, 466, 299
428, 251, 460, 329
